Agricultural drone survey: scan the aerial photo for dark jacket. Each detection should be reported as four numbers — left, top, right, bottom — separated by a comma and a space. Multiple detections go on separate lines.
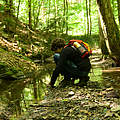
50, 46, 91, 86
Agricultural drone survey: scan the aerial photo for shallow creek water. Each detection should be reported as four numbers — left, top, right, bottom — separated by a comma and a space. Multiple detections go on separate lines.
0, 62, 120, 119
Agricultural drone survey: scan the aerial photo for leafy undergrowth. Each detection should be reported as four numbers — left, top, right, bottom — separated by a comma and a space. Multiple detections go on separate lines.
20, 84, 120, 120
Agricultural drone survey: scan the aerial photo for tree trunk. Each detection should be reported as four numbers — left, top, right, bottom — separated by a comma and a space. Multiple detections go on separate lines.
4, 0, 14, 33
48, 0, 51, 29
86, 0, 89, 35
16, 0, 21, 20
9, 0, 13, 14
86, 0, 91, 35
34, 1, 42, 29
62, 0, 66, 34
28, 0, 32, 29
98, 10, 109, 59
97, 0, 120, 66
54, 0, 57, 36
88, 0, 91, 35
15, 0, 21, 33
66, 0, 68, 35
117, 0, 120, 25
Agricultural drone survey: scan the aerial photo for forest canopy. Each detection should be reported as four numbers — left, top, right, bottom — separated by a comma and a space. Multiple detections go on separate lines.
1, 0, 100, 35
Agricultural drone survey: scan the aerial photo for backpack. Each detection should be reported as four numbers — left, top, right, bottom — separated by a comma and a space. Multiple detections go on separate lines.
66, 39, 92, 58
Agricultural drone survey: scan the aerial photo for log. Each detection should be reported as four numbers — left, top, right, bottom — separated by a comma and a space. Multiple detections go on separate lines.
102, 67, 120, 72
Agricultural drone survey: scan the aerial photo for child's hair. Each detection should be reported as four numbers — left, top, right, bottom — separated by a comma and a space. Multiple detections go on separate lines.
51, 38, 65, 51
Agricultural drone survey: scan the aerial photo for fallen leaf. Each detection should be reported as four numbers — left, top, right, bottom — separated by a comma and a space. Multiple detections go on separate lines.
80, 110, 91, 115
111, 105, 120, 112
104, 111, 113, 118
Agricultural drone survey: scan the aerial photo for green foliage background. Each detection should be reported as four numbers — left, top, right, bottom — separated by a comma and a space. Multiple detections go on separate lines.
1, 0, 119, 36
1, 0, 99, 35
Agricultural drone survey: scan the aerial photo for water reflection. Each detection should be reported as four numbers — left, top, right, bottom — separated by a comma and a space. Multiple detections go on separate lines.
0, 64, 54, 119
0, 63, 120, 119
89, 67, 103, 82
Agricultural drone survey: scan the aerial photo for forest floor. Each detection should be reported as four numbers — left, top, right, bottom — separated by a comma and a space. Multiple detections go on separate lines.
22, 87, 120, 120
19, 52, 120, 120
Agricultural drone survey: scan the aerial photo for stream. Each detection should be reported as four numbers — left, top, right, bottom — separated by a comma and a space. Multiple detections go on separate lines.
0, 57, 120, 119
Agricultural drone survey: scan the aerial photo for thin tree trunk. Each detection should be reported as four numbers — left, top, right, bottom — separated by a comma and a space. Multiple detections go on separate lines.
9, 0, 13, 14
54, 0, 57, 36
15, 0, 21, 33
33, 79, 38, 100
48, 0, 51, 28
62, 0, 66, 34
86, 0, 89, 35
33, 1, 35, 28
66, 0, 68, 35
28, 0, 32, 29
86, 0, 91, 35
34, 1, 42, 29
16, 0, 21, 20
63, 0, 68, 35
88, 0, 91, 35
